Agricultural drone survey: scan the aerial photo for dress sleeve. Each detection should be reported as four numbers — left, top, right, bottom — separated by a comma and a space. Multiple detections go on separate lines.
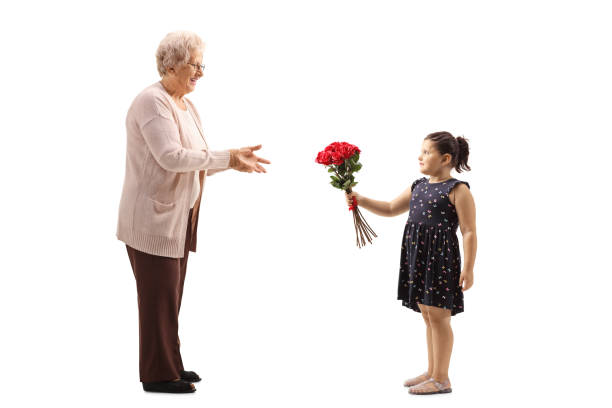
137, 94, 230, 173
411, 177, 424, 192
452, 180, 470, 190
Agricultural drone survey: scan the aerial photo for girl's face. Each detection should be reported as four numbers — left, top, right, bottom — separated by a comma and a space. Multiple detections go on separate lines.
418, 139, 451, 175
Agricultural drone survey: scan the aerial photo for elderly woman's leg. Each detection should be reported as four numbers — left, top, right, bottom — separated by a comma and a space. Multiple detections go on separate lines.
126, 245, 184, 383
174, 210, 203, 383
175, 210, 192, 374
176, 246, 203, 383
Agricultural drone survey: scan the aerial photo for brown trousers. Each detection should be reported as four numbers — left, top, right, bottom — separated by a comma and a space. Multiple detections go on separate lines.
126, 208, 194, 383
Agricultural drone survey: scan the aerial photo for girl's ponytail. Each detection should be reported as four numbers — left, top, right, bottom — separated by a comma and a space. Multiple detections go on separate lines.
455, 136, 471, 173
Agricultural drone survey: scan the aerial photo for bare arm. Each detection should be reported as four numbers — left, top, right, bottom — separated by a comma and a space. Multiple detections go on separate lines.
453, 183, 477, 290
345, 186, 413, 217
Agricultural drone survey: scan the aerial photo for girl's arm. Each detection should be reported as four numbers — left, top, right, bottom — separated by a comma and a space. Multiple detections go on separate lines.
345, 186, 413, 217
453, 183, 477, 291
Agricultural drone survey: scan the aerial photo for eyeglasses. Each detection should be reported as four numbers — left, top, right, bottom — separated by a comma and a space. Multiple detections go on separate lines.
187, 63, 206, 72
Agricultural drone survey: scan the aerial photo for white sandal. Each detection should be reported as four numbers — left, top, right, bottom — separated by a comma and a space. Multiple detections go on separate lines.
408, 378, 452, 395
403, 372, 430, 387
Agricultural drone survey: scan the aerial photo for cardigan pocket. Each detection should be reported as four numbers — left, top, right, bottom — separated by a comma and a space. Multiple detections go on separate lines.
149, 197, 175, 211
137, 197, 180, 238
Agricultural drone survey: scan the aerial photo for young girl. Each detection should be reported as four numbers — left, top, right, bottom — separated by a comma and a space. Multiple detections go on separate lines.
345, 131, 477, 395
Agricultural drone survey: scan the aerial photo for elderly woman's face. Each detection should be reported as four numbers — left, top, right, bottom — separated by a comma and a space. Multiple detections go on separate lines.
169, 48, 204, 94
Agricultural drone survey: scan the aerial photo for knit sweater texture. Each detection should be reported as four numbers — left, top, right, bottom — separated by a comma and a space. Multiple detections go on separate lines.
116, 81, 230, 257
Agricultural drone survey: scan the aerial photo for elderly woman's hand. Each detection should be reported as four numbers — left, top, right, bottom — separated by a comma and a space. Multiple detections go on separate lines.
229, 144, 271, 173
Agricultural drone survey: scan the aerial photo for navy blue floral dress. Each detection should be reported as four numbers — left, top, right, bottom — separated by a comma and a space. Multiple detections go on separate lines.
398, 177, 470, 316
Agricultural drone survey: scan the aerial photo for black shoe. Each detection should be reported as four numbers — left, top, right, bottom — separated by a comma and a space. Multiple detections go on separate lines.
142, 379, 196, 393
180, 370, 202, 383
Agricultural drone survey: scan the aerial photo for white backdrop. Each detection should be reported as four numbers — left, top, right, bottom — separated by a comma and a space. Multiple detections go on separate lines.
1, 0, 610, 406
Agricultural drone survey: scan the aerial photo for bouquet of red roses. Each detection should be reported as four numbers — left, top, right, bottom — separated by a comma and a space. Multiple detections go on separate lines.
316, 142, 377, 247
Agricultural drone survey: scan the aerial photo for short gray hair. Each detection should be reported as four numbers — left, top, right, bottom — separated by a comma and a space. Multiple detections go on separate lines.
155, 31, 205, 77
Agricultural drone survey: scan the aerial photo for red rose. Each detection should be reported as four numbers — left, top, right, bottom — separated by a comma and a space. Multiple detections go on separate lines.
336, 142, 359, 160
341, 144, 353, 159
315, 152, 322, 164
315, 142, 360, 166
349, 143, 360, 157
315, 150, 332, 165
331, 151, 343, 165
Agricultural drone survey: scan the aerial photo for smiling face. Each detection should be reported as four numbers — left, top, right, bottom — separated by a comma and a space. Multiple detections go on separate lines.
418, 139, 452, 175
166, 48, 204, 96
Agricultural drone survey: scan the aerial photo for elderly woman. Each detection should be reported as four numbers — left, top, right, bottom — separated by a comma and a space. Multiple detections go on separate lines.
116, 31, 270, 393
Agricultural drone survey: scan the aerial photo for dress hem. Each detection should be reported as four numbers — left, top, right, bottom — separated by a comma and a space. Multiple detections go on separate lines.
398, 298, 463, 316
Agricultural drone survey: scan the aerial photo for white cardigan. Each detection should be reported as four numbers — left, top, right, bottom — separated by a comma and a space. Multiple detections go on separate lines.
116, 81, 230, 258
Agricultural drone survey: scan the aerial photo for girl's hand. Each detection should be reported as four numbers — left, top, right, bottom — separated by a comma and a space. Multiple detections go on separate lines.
459, 269, 474, 291
345, 191, 360, 207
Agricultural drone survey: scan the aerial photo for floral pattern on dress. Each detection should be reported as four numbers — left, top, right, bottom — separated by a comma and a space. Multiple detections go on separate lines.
397, 177, 470, 316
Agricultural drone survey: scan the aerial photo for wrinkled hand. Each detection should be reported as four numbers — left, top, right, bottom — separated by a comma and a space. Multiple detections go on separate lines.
345, 191, 360, 207
459, 269, 474, 291
230, 144, 271, 173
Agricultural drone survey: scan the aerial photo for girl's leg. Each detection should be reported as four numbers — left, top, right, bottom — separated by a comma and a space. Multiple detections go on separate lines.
404, 303, 434, 387
417, 303, 434, 376
428, 306, 453, 383
409, 306, 453, 394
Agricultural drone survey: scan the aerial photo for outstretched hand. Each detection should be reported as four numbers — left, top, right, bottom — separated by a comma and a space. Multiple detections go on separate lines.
230, 144, 271, 173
